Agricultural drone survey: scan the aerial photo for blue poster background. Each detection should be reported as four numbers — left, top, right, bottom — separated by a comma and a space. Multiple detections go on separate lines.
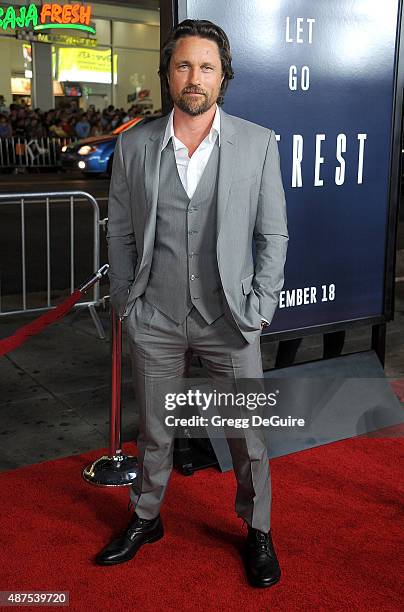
184, 0, 400, 332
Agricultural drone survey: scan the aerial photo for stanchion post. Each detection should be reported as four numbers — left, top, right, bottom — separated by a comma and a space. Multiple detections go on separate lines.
110, 307, 122, 456
82, 301, 138, 487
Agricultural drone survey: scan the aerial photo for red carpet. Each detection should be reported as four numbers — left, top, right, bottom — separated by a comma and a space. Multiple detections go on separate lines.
0, 435, 403, 611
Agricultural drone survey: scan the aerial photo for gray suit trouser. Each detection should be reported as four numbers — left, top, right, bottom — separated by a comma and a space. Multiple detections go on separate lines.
125, 294, 271, 533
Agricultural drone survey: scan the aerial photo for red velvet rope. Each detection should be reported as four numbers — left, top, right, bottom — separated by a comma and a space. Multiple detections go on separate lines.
0, 289, 83, 357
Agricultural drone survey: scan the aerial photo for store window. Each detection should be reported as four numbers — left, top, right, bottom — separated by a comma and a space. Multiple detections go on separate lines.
113, 46, 160, 112
57, 46, 114, 84
110, 21, 160, 111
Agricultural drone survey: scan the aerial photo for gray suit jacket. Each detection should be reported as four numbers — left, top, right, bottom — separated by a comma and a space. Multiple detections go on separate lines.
107, 108, 288, 343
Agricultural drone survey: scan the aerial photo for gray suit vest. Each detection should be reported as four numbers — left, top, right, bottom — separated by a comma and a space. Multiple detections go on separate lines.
144, 139, 224, 325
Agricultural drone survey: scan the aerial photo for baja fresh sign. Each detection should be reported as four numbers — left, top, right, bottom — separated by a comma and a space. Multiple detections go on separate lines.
0, 3, 95, 34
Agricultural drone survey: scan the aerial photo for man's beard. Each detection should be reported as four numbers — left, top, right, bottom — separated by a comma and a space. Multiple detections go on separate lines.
171, 87, 218, 116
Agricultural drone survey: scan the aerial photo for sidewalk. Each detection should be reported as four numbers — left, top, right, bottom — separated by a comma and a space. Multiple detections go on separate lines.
1, 252, 403, 472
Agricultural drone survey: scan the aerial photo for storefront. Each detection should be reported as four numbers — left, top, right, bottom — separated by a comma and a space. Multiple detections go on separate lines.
0, 1, 161, 112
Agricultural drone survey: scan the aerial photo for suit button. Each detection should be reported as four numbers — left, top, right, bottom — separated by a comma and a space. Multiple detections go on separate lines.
190, 274, 195, 281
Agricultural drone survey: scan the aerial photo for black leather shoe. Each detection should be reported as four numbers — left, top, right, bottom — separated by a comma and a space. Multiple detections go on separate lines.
242, 526, 281, 588
95, 512, 164, 566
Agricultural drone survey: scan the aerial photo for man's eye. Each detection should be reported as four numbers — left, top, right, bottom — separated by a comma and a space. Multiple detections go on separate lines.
178, 64, 189, 70
202, 66, 213, 72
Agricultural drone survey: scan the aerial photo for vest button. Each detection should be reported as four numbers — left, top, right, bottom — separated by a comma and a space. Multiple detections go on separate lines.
190, 274, 196, 281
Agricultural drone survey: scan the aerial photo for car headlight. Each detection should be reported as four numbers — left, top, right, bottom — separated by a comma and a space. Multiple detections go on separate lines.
78, 145, 96, 155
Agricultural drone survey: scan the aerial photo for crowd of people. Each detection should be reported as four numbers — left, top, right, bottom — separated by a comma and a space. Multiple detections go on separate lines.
0, 97, 160, 141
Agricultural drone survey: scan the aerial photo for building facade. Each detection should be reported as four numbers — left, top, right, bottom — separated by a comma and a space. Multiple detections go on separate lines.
0, 0, 161, 112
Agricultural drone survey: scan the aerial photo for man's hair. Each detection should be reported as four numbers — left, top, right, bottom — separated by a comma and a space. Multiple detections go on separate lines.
159, 19, 234, 106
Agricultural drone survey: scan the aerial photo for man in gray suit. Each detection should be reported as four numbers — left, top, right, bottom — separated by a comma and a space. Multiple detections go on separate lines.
96, 19, 288, 588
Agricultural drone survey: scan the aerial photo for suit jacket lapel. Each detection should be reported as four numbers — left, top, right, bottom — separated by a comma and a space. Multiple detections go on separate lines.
144, 109, 237, 237
137, 116, 169, 278
216, 108, 237, 239
144, 115, 170, 213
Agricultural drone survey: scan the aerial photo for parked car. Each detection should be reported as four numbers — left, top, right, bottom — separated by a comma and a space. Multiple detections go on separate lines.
60, 116, 158, 176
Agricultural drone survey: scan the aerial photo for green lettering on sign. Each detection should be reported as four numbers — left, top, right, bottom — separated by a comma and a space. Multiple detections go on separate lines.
15, 6, 26, 28
26, 4, 38, 27
0, 4, 38, 30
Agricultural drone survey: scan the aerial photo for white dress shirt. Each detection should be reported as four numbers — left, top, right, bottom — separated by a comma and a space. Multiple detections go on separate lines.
160, 105, 269, 328
161, 105, 220, 199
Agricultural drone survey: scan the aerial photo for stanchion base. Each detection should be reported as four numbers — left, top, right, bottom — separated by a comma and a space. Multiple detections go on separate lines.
82, 454, 138, 486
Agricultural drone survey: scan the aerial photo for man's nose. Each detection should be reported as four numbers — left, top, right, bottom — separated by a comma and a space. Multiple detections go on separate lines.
188, 67, 201, 84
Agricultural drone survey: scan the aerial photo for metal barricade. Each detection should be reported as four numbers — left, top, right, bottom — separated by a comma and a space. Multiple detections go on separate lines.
0, 137, 76, 170
0, 191, 105, 337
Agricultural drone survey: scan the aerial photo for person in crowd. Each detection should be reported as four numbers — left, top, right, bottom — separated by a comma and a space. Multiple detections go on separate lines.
0, 114, 12, 138
74, 113, 91, 139
90, 119, 103, 136
14, 118, 26, 139
44, 109, 56, 135
27, 117, 46, 141
110, 112, 121, 130
49, 118, 68, 138
0, 95, 8, 114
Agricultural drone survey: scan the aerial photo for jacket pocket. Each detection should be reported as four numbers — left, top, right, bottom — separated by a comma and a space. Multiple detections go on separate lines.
241, 273, 254, 295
